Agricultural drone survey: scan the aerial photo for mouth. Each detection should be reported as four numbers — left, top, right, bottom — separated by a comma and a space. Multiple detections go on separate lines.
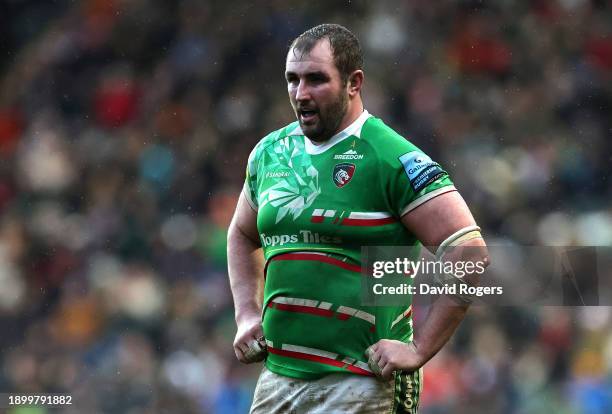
298, 108, 318, 124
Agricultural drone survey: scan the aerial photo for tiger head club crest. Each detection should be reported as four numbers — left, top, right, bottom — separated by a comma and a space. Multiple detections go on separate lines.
333, 163, 355, 188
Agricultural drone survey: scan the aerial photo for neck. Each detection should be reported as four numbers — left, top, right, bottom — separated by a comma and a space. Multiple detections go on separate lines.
336, 99, 364, 133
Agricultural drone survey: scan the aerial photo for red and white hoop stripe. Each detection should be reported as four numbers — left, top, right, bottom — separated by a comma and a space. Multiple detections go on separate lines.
265, 341, 374, 376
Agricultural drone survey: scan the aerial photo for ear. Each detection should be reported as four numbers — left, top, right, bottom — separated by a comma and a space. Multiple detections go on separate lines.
347, 70, 364, 97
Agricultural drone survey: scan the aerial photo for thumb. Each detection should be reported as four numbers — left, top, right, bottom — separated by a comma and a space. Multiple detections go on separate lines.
364, 341, 380, 358
251, 325, 266, 349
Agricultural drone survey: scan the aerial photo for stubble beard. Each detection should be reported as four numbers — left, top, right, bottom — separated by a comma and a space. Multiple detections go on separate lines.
298, 92, 348, 143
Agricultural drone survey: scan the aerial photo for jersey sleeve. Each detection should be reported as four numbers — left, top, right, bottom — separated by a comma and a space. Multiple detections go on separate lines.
379, 139, 456, 218
243, 144, 259, 211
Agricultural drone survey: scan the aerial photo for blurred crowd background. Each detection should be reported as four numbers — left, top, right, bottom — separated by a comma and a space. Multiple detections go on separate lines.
0, 0, 611, 413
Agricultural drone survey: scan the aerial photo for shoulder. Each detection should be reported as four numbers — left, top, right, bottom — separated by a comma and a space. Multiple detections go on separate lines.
253, 121, 301, 154
247, 121, 300, 168
359, 115, 421, 164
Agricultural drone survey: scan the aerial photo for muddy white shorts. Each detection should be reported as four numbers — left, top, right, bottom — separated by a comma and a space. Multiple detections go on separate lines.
250, 366, 423, 414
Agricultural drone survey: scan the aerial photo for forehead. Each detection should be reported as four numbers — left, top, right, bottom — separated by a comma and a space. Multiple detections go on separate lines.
285, 39, 336, 74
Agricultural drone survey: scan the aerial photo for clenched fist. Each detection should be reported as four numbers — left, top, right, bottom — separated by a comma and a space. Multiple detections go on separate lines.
233, 313, 267, 363
365, 340, 424, 380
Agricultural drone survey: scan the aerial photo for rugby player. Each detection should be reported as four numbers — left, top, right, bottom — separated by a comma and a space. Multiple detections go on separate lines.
228, 23, 489, 413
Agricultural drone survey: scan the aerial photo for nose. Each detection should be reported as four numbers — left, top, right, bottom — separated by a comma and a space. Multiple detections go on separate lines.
295, 80, 310, 102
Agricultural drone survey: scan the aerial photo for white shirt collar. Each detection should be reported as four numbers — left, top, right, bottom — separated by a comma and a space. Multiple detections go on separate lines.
288, 110, 372, 155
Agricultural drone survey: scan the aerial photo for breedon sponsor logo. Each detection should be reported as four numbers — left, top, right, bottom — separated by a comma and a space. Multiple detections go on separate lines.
334, 149, 364, 160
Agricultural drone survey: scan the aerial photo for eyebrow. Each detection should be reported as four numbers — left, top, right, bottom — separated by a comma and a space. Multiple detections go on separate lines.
285, 70, 330, 80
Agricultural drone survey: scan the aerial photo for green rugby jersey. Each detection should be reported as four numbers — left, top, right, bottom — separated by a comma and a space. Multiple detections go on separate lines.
243, 110, 455, 379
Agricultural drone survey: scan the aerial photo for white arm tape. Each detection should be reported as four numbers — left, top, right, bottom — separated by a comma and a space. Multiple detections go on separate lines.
435, 225, 482, 260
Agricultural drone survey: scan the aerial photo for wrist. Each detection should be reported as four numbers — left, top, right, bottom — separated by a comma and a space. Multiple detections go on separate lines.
235, 307, 262, 324
408, 340, 429, 367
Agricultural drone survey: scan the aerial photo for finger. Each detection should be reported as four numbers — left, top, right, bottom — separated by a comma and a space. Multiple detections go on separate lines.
244, 340, 266, 362
372, 350, 382, 365
243, 340, 260, 360
368, 359, 383, 377
381, 362, 396, 381
234, 345, 246, 362
236, 341, 249, 355
367, 353, 383, 377
255, 335, 267, 349
250, 330, 266, 345
235, 340, 254, 363
248, 339, 263, 354
365, 344, 378, 359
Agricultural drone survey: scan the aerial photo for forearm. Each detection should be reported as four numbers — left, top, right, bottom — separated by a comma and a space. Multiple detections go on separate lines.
413, 296, 468, 363
370, 192, 489, 378
227, 223, 264, 322
414, 241, 489, 364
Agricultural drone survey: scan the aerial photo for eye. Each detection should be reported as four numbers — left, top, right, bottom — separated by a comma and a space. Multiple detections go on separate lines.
310, 74, 326, 83
307, 72, 330, 84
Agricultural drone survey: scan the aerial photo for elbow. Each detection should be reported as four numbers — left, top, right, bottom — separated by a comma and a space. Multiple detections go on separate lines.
482, 245, 491, 268
227, 220, 261, 248
480, 245, 491, 270
472, 241, 490, 274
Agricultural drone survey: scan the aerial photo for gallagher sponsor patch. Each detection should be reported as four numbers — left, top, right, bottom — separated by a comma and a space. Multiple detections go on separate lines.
399, 151, 445, 192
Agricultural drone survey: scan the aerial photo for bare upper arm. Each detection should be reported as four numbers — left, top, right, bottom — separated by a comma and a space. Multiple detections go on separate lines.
229, 191, 261, 246
400, 191, 480, 250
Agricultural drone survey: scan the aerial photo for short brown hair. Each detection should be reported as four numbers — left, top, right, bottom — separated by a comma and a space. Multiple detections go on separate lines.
289, 24, 363, 84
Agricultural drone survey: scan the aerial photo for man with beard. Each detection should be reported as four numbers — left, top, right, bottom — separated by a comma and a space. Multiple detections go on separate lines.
228, 24, 489, 413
